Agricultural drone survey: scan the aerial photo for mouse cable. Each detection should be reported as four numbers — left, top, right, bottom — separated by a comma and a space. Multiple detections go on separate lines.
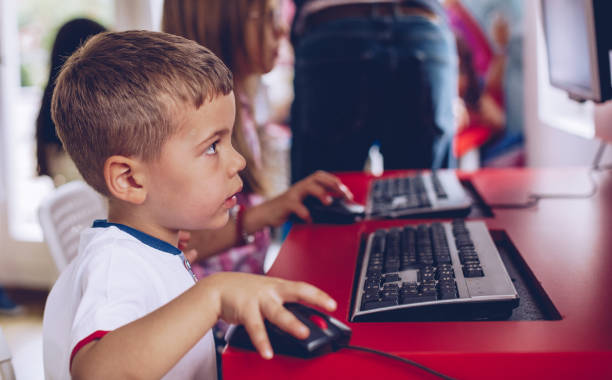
344, 345, 456, 380
488, 140, 608, 209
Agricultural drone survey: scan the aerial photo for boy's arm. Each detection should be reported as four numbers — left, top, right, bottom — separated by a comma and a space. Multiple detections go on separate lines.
71, 272, 336, 380
71, 277, 220, 380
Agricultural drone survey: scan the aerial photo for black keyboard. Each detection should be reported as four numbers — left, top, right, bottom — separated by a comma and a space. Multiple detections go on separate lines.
350, 220, 519, 322
366, 171, 472, 218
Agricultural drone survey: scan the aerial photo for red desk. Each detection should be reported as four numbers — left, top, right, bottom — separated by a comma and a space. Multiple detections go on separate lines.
223, 168, 612, 379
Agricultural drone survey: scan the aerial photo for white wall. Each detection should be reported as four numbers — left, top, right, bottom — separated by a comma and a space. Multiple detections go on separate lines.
0, 0, 161, 290
523, 0, 612, 167
115, 0, 159, 31
0, 0, 58, 289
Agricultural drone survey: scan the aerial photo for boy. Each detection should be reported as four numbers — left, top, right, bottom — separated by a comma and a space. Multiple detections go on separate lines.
42, 30, 337, 380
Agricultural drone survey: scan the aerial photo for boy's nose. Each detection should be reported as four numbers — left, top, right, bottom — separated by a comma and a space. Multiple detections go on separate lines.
231, 147, 246, 175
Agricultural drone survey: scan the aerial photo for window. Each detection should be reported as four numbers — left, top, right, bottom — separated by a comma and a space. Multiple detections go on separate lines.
2, 0, 114, 241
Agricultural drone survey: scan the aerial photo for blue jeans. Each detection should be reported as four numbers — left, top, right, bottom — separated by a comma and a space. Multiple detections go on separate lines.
290, 13, 457, 182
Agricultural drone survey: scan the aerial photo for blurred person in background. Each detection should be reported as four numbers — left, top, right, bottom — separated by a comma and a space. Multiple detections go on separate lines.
35, 18, 107, 186
445, 0, 508, 168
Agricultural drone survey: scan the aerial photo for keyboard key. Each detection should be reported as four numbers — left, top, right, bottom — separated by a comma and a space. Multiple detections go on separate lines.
382, 273, 401, 283
367, 265, 383, 276
463, 266, 484, 278
419, 271, 435, 283
364, 279, 380, 292
439, 289, 457, 300
362, 292, 379, 303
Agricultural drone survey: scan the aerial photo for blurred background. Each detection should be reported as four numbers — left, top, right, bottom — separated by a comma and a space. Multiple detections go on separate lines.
1, 1, 612, 378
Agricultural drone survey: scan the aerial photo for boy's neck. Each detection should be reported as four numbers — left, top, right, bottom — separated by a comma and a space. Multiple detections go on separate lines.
106, 199, 180, 247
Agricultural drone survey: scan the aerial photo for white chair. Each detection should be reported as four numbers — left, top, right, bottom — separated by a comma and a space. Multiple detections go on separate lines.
38, 180, 107, 273
0, 327, 16, 380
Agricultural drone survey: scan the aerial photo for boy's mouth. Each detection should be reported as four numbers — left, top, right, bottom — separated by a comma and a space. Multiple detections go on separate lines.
224, 195, 238, 209
224, 185, 243, 209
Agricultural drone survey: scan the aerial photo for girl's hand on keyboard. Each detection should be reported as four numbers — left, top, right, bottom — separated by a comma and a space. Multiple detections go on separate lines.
249, 170, 353, 226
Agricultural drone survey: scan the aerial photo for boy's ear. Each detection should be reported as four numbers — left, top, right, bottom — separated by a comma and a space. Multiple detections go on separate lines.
104, 155, 148, 204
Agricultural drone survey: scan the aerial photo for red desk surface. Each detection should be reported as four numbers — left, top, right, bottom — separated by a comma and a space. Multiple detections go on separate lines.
223, 168, 612, 379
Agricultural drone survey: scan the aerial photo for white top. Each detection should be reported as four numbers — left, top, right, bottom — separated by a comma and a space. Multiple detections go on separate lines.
42, 221, 216, 380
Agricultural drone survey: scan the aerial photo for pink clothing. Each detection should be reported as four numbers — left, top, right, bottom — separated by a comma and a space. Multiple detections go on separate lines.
238, 92, 263, 168
191, 91, 271, 279
448, 1, 505, 158
192, 193, 270, 279
445, 1, 493, 78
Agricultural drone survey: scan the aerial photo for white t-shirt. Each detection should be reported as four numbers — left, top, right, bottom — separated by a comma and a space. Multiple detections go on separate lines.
43, 220, 216, 380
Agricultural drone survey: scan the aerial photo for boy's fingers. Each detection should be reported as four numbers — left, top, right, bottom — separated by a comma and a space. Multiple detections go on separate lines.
263, 303, 310, 340
243, 316, 274, 360
283, 281, 337, 312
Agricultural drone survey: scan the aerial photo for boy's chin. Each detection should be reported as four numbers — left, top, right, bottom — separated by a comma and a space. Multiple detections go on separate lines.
201, 213, 231, 231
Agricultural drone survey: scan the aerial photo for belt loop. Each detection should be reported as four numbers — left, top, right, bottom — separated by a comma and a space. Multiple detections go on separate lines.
371, 3, 382, 18
392, 2, 400, 19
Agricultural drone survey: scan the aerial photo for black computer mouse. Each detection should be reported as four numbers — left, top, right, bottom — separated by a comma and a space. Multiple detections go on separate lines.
226, 303, 352, 358
298, 196, 365, 224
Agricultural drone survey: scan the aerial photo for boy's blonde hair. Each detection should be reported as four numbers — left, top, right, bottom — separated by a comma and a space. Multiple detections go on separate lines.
51, 30, 233, 196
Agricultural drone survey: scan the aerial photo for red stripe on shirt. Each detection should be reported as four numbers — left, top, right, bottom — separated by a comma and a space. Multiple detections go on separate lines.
70, 330, 110, 369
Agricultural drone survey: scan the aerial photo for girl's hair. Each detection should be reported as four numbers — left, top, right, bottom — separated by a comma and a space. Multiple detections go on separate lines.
162, 0, 269, 195
36, 18, 107, 177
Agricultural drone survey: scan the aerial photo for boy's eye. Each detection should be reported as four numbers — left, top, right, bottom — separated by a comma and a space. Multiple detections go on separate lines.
205, 141, 218, 155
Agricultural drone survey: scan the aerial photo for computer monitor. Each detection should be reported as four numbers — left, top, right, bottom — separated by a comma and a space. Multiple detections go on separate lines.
540, 0, 612, 103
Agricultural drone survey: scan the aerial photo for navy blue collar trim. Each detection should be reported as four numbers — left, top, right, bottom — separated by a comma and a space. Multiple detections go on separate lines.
92, 219, 181, 255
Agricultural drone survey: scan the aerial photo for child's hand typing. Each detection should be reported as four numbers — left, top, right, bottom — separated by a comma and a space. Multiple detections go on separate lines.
254, 170, 353, 227
199, 272, 337, 359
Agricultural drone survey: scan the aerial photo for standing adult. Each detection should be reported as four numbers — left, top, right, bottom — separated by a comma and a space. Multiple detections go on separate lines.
290, 0, 458, 182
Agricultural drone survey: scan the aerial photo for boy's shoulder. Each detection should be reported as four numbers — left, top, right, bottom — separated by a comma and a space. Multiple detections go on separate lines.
78, 225, 148, 264
74, 224, 188, 285
53, 225, 180, 310
72, 225, 169, 283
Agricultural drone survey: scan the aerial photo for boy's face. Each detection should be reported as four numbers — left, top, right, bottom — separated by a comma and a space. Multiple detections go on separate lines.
144, 92, 245, 232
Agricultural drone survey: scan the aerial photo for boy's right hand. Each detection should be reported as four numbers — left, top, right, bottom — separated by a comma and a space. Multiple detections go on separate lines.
199, 272, 337, 359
